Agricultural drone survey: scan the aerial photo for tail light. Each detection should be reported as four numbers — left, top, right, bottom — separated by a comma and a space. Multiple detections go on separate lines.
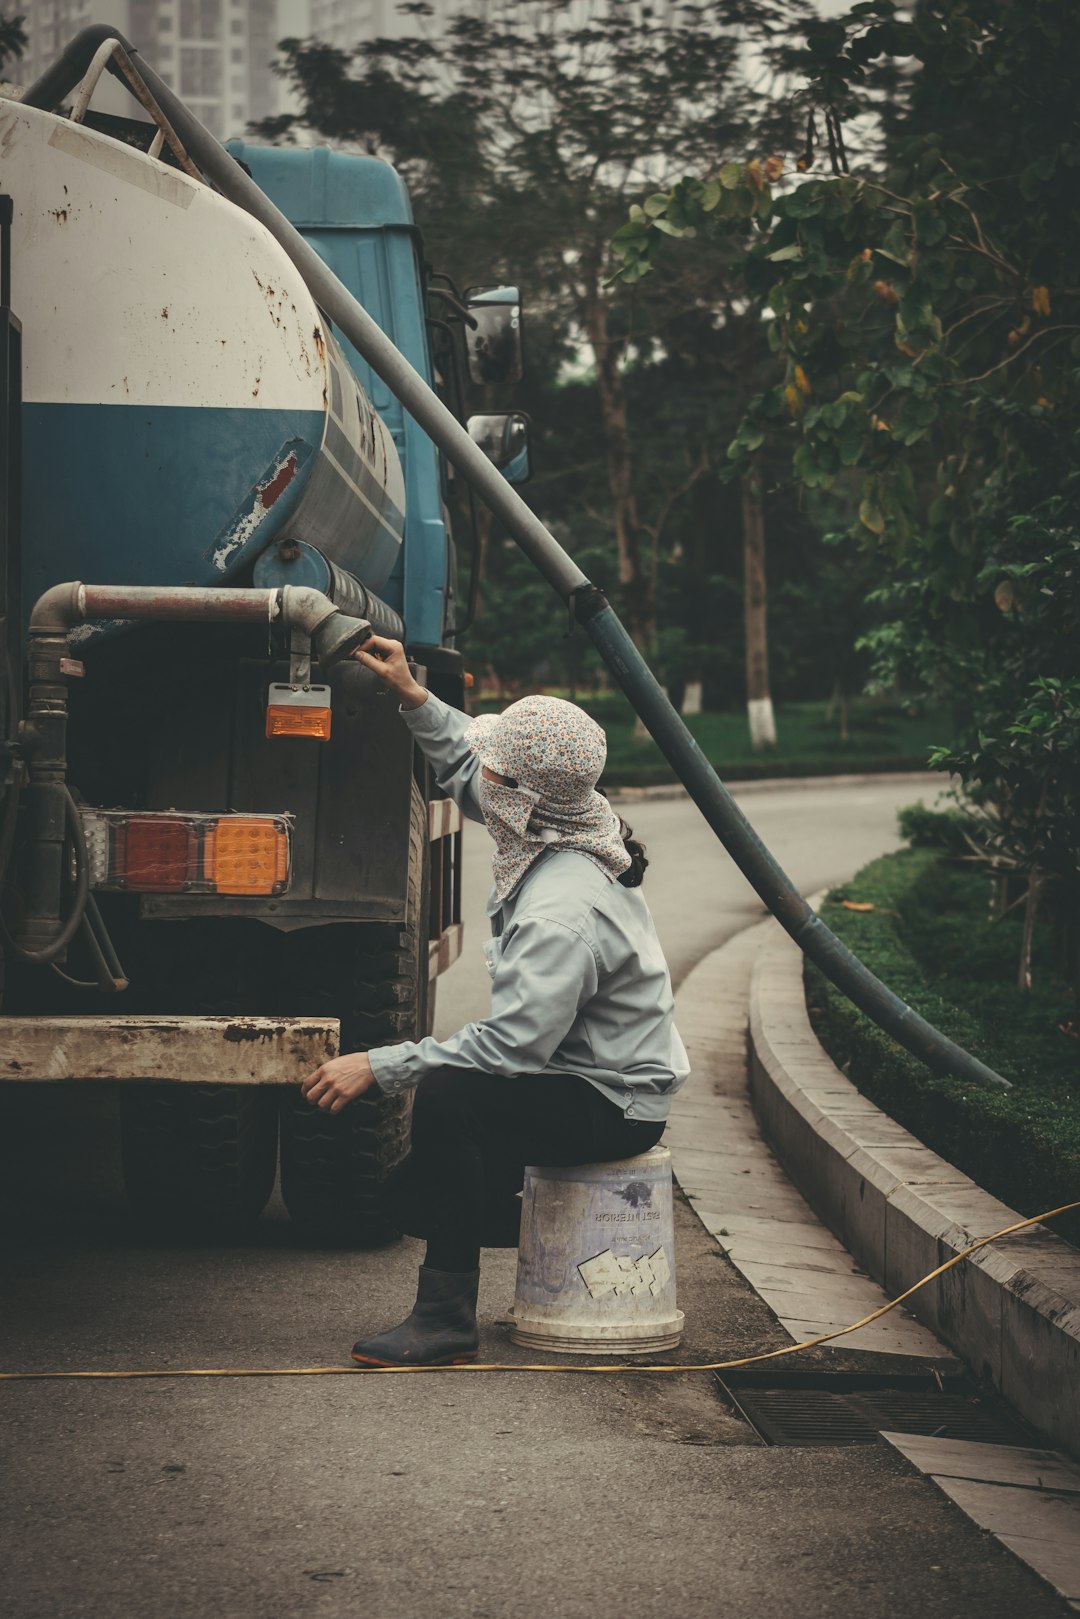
81, 811, 291, 897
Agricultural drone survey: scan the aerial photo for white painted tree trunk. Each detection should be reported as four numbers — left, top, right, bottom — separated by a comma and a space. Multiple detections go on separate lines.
747, 696, 777, 750
681, 679, 703, 716
741, 456, 777, 752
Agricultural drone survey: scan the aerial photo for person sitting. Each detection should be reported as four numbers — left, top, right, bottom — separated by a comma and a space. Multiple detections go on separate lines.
301, 635, 689, 1367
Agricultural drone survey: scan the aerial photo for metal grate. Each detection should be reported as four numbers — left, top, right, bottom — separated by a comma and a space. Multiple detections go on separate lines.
716, 1375, 1034, 1448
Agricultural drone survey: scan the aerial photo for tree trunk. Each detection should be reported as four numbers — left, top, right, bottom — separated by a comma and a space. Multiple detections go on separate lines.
826, 680, 850, 741
1018, 868, 1042, 992
469, 504, 494, 625
581, 276, 653, 649
681, 679, 703, 716
741, 456, 776, 751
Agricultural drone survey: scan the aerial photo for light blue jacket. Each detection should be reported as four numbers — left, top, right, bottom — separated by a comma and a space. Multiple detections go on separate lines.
366, 693, 690, 1121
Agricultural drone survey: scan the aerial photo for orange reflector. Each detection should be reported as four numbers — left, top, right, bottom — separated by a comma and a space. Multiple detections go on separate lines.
265, 703, 332, 740
205, 817, 290, 897
265, 682, 333, 741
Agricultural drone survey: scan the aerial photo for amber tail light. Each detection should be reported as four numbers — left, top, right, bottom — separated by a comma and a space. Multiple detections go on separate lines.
81, 811, 292, 898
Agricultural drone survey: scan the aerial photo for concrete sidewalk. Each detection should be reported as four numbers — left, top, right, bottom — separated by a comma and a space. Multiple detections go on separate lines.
669, 918, 1080, 1611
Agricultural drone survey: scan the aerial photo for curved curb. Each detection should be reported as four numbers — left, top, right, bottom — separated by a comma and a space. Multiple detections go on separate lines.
610, 769, 943, 803
747, 919, 1080, 1458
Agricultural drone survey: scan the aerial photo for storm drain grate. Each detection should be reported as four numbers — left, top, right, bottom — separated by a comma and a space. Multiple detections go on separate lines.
716, 1376, 1035, 1448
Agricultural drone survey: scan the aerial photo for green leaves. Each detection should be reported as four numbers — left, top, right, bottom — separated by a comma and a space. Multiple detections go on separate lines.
608, 162, 775, 284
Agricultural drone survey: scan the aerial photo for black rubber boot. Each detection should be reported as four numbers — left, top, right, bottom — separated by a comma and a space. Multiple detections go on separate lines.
351, 1266, 481, 1367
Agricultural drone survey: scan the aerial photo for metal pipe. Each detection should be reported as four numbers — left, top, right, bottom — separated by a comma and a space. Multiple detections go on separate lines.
28, 582, 375, 671
20, 34, 1013, 1090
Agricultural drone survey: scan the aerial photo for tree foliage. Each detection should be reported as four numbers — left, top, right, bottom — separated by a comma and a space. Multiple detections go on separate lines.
0, 11, 26, 76
261, 0, 809, 649
613, 0, 1080, 975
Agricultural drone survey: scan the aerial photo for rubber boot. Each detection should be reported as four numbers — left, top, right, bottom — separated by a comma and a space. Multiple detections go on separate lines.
351, 1266, 481, 1367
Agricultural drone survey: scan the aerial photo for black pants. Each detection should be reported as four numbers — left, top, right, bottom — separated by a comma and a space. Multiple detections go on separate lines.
382, 1069, 665, 1273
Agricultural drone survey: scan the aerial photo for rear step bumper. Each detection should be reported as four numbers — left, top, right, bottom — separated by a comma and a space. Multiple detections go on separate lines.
0, 1016, 338, 1084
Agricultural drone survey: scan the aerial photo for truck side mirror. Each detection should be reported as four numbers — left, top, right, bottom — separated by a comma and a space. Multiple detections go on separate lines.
467, 412, 532, 485
464, 285, 523, 386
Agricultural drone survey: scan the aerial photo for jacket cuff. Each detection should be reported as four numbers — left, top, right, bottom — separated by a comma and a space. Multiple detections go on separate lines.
366, 1043, 419, 1096
400, 691, 449, 732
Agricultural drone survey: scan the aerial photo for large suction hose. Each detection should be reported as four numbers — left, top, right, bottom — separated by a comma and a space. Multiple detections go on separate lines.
23, 34, 1011, 1090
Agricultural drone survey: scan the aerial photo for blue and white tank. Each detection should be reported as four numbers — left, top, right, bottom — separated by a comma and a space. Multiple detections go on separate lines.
2, 97, 406, 632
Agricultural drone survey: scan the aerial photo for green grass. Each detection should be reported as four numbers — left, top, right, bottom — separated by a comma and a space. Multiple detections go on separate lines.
476, 695, 951, 786
807, 848, 1080, 1245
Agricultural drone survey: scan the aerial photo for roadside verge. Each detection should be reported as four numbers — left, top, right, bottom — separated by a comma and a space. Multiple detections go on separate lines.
748, 918, 1080, 1459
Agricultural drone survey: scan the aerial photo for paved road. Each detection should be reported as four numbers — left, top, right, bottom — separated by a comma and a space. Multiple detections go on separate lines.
2, 775, 1071, 1619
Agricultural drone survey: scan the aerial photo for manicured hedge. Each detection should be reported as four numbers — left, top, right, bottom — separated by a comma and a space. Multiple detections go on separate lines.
806, 848, 1080, 1246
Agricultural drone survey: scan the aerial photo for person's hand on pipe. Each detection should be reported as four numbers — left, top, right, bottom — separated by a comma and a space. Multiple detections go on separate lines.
353, 634, 428, 710
302, 1052, 379, 1112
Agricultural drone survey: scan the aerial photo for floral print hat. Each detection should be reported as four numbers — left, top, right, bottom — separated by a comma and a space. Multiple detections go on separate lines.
465, 695, 631, 902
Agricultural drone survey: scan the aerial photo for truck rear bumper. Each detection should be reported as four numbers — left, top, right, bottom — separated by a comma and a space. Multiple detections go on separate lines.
0, 1016, 338, 1084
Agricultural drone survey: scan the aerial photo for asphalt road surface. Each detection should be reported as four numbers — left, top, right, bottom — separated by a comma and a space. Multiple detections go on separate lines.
2, 774, 1071, 1619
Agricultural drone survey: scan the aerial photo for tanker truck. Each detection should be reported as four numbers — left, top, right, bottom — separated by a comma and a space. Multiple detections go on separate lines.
0, 30, 530, 1242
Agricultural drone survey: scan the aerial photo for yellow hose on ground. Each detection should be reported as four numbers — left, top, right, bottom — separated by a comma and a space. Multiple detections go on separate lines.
2, 1201, 1076, 1381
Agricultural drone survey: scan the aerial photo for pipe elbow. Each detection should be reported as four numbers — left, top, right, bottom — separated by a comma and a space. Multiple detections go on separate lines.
280, 585, 337, 635
29, 583, 85, 636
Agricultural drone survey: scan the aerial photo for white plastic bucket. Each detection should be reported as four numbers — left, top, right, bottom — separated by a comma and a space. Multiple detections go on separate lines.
508, 1146, 683, 1354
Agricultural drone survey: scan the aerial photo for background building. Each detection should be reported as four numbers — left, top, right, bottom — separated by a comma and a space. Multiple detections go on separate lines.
17, 0, 297, 136
309, 0, 466, 46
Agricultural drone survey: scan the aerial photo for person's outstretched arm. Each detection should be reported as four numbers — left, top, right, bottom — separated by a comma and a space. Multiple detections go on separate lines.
301, 913, 599, 1112
353, 634, 483, 823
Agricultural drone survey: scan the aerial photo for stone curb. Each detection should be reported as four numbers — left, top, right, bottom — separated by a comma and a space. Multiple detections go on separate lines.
747, 920, 1080, 1458
610, 770, 944, 803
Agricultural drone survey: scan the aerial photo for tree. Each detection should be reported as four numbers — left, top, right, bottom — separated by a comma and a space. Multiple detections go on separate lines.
261, 0, 809, 652
615, 0, 1080, 980
610, 155, 795, 745
0, 11, 26, 77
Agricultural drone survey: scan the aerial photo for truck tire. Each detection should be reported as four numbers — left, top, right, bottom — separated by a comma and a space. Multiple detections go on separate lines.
118, 920, 282, 1235
121, 1082, 279, 1235
277, 779, 430, 1247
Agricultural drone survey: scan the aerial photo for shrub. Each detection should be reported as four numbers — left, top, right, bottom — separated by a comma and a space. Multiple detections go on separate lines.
807, 849, 1080, 1246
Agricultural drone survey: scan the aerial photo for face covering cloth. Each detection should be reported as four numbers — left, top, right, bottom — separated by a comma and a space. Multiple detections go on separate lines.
465, 695, 631, 904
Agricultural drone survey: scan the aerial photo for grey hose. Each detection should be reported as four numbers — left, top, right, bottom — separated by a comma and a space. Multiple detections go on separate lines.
21, 29, 1013, 1090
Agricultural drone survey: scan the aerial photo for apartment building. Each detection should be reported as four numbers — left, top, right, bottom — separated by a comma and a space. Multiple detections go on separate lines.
17, 0, 288, 137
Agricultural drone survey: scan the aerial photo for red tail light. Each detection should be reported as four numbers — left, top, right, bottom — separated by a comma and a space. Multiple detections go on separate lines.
81, 810, 292, 897
115, 816, 198, 892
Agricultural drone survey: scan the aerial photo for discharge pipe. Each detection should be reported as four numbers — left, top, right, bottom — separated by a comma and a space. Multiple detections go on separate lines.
28, 582, 376, 669
23, 34, 1011, 1090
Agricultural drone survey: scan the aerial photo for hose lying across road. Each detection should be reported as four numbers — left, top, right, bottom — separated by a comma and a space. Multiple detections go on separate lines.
2, 1201, 1076, 1382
